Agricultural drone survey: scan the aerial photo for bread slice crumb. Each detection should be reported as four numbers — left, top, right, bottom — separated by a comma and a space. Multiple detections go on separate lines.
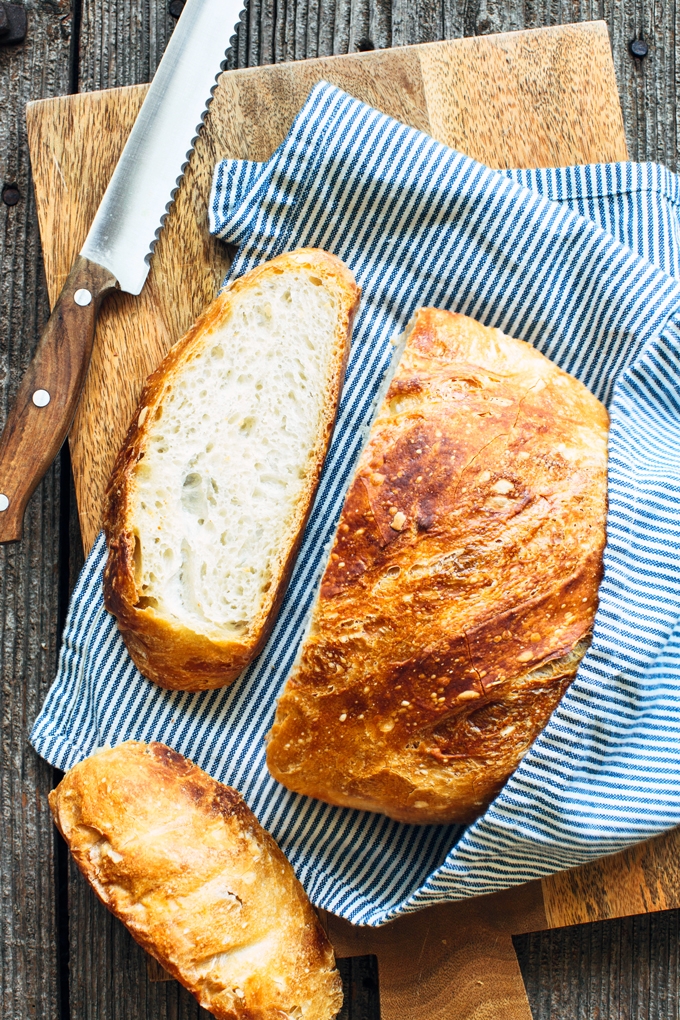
104, 249, 360, 690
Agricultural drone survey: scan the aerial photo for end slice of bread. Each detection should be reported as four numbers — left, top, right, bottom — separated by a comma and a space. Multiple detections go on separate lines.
50, 742, 343, 1020
104, 249, 360, 690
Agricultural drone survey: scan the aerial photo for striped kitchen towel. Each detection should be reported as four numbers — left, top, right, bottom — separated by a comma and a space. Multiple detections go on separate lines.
32, 82, 680, 925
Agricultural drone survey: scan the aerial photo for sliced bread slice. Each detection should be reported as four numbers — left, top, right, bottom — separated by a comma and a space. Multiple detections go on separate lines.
104, 249, 359, 690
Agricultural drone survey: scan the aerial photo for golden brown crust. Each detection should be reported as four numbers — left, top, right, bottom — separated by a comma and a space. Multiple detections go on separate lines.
267, 309, 609, 824
50, 742, 343, 1020
103, 249, 360, 690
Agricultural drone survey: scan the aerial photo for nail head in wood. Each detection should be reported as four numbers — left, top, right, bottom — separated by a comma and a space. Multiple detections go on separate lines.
2, 185, 20, 206
630, 38, 649, 58
74, 288, 92, 306
168, 0, 184, 18
32, 389, 50, 407
355, 37, 375, 51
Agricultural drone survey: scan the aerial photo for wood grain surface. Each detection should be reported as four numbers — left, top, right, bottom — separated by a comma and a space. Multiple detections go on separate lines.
23, 12, 680, 1020
27, 22, 626, 555
515, 906, 680, 1019
24, 20, 629, 1020
2, 0, 680, 1018
323, 882, 547, 1020
543, 826, 680, 928
0, 1, 72, 1017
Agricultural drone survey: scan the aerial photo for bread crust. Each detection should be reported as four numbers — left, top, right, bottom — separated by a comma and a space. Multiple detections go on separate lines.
49, 742, 343, 1020
267, 309, 609, 824
103, 249, 359, 690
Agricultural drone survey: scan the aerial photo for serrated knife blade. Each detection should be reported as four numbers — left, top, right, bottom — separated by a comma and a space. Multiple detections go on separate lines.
82, 0, 243, 295
0, 0, 245, 542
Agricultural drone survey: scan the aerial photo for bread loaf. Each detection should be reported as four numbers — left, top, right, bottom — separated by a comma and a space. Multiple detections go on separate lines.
104, 249, 359, 690
50, 742, 343, 1020
267, 309, 609, 824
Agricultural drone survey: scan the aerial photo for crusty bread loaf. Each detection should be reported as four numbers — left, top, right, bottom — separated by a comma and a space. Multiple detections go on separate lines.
104, 249, 359, 690
267, 309, 609, 824
50, 742, 343, 1020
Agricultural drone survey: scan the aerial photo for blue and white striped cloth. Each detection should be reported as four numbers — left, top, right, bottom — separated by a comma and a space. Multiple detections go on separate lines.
32, 82, 680, 925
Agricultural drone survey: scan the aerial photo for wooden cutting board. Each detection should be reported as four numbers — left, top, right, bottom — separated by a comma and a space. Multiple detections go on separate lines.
27, 21, 628, 555
27, 19, 680, 1020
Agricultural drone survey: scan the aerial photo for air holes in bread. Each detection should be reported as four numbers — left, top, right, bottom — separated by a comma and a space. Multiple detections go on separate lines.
116, 254, 358, 659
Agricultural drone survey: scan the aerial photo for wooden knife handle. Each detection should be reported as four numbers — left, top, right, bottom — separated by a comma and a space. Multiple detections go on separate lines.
0, 255, 119, 542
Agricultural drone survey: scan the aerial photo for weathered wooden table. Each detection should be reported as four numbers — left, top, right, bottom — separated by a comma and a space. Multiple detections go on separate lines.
1, 2, 679, 1018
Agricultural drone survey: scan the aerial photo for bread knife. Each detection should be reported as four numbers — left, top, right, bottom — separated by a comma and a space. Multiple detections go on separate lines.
0, 0, 244, 542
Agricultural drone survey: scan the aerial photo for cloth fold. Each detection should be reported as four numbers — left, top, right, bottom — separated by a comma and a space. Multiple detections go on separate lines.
32, 82, 680, 925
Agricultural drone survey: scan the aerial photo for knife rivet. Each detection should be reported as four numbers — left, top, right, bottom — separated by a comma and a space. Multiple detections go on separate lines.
32, 389, 50, 407
0, 495, 8, 512
74, 288, 92, 306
